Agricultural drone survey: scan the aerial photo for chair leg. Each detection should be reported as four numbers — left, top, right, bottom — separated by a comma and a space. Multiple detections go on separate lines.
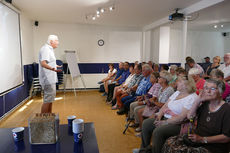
123, 119, 132, 134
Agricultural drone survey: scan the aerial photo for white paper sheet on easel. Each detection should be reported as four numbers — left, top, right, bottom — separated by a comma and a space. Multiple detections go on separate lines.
65, 51, 81, 78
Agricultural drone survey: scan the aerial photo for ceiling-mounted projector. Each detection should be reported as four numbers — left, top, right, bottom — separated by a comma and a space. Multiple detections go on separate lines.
169, 9, 184, 21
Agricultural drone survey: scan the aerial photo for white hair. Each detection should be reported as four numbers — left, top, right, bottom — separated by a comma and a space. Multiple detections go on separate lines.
47, 35, 58, 45
142, 64, 151, 71
224, 53, 230, 56
188, 68, 200, 75
170, 65, 178, 70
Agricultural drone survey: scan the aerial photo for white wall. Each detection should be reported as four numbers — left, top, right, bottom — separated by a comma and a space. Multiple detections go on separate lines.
20, 14, 34, 65
168, 28, 225, 63
32, 22, 142, 88
224, 33, 230, 53
33, 22, 141, 63
187, 31, 224, 63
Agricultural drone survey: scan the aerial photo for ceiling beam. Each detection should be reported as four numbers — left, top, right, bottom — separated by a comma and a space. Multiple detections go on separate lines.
143, 0, 225, 31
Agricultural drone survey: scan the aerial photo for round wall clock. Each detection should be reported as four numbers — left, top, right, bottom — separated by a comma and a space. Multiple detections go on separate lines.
98, 39, 104, 46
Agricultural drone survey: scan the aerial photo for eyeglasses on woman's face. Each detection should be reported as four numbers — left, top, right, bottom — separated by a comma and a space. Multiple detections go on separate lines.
203, 86, 218, 92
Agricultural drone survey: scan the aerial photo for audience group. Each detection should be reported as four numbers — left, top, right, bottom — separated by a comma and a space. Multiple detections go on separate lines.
98, 53, 230, 153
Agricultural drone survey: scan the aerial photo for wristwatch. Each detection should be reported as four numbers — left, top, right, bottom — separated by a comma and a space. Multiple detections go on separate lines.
203, 137, 208, 143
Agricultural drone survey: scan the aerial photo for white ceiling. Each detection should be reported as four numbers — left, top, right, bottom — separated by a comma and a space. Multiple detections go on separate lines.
169, 0, 230, 32
13, 0, 201, 28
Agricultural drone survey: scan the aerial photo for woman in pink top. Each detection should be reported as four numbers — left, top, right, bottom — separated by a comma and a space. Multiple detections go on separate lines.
210, 69, 230, 100
188, 68, 205, 95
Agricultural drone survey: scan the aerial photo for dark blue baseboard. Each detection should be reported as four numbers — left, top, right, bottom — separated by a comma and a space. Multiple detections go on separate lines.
0, 64, 33, 118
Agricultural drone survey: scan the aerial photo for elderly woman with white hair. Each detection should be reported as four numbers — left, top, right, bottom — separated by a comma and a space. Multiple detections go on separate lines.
162, 79, 230, 153
188, 68, 206, 95
39, 35, 62, 113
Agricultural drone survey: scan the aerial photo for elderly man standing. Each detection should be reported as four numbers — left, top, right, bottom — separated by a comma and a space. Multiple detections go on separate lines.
218, 53, 230, 83
39, 35, 62, 113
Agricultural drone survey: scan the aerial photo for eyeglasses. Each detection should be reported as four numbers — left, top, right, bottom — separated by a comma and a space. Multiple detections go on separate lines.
203, 86, 217, 92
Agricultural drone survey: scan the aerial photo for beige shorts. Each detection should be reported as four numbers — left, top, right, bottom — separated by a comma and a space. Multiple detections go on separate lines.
42, 84, 56, 103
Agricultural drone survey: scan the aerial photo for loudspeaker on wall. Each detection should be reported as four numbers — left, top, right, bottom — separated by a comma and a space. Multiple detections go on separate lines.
34, 21, 39, 26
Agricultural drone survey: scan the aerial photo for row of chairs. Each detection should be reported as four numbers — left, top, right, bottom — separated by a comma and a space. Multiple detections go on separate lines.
30, 60, 64, 97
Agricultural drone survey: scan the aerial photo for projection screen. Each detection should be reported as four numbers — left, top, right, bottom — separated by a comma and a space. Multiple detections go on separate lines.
0, 2, 23, 95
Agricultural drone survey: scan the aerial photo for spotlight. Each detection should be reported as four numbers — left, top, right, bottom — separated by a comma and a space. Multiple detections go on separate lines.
221, 25, 224, 28
92, 16, 96, 20
96, 10, 100, 15
214, 25, 217, 28
96, 14, 100, 18
100, 8, 105, 13
109, 6, 114, 11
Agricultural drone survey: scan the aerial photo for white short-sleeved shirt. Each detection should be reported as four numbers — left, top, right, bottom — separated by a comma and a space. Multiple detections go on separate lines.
108, 68, 117, 75
164, 91, 197, 119
124, 73, 135, 86
39, 44, 58, 86
218, 64, 230, 79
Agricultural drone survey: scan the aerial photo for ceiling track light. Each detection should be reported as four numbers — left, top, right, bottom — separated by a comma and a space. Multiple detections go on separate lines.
86, 5, 115, 21
214, 25, 218, 28
109, 6, 114, 11
100, 8, 105, 13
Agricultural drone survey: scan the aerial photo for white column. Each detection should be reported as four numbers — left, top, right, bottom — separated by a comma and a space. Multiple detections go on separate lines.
159, 26, 170, 64
181, 20, 188, 68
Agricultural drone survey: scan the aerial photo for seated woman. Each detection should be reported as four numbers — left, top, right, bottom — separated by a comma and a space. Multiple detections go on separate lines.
169, 65, 178, 89
128, 72, 161, 130
134, 71, 174, 134
204, 56, 221, 78
189, 68, 206, 95
98, 63, 117, 84
133, 76, 197, 153
210, 69, 230, 102
162, 79, 230, 153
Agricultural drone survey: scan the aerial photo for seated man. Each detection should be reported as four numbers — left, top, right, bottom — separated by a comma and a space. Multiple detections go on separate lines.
106, 62, 130, 102
117, 64, 152, 115
109, 64, 135, 107
115, 64, 144, 109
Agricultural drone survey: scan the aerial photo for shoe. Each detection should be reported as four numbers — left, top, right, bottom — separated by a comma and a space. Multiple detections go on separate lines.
111, 105, 119, 110
135, 127, 142, 132
106, 101, 112, 105
102, 92, 107, 96
117, 108, 126, 115
98, 81, 103, 84
133, 148, 140, 153
129, 123, 139, 128
135, 132, 141, 137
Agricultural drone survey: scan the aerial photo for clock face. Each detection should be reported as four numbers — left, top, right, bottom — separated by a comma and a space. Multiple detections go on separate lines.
98, 39, 104, 46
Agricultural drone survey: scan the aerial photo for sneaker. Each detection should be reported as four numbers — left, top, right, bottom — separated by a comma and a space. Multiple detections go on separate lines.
129, 123, 139, 128
135, 132, 141, 137
133, 148, 140, 153
102, 92, 107, 96
135, 127, 142, 132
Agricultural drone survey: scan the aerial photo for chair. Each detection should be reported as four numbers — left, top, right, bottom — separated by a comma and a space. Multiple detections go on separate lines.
56, 60, 64, 90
